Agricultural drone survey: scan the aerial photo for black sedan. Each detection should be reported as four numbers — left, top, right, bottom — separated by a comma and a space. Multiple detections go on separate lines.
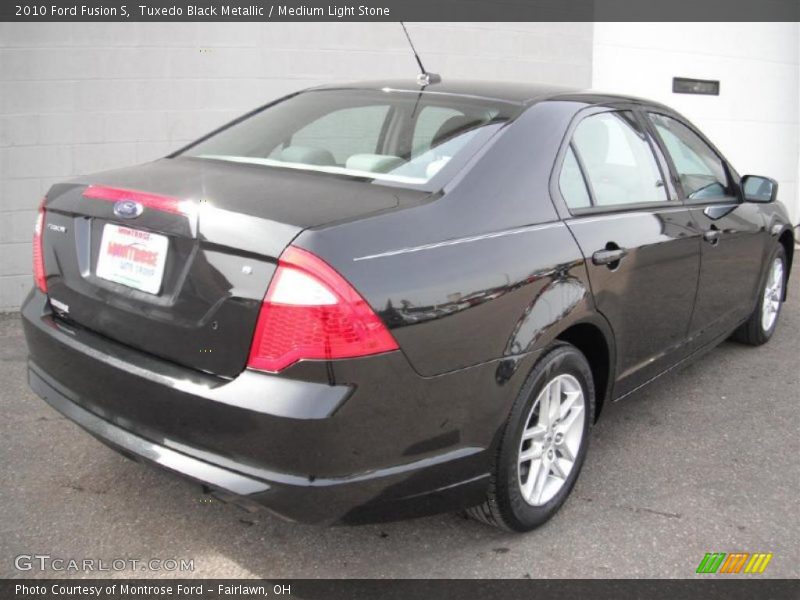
22, 79, 794, 532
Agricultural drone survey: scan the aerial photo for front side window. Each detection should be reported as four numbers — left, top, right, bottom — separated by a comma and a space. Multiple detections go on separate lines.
648, 113, 731, 201
180, 90, 517, 189
568, 111, 667, 207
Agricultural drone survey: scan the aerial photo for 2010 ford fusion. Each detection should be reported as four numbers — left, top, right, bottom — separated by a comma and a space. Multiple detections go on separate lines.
23, 79, 794, 531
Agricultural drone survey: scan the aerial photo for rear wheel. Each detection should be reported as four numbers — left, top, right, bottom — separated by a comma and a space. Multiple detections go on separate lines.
467, 343, 595, 532
733, 245, 786, 346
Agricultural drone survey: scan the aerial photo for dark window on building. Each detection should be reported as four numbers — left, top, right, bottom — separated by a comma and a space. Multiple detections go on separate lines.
673, 77, 720, 96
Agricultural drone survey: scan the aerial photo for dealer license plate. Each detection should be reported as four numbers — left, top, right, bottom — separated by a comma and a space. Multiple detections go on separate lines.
96, 224, 169, 295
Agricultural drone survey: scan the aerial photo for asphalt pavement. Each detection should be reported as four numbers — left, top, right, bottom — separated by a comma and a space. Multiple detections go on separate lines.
1, 262, 798, 579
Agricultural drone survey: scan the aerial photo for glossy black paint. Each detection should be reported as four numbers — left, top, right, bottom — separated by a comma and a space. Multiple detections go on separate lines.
22, 79, 795, 524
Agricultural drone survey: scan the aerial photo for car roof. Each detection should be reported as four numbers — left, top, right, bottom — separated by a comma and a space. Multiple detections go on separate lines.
309, 78, 664, 109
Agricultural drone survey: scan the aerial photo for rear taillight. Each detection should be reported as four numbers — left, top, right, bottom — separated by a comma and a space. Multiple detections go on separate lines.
33, 199, 47, 293
247, 246, 398, 373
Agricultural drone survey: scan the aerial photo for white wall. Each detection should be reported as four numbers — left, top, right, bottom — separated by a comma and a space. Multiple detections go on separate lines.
592, 22, 800, 227
0, 22, 593, 311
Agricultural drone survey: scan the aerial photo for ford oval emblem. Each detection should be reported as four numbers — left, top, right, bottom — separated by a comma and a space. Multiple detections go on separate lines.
113, 199, 144, 219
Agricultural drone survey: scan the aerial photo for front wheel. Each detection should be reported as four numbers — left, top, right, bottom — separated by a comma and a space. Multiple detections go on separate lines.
467, 343, 595, 532
733, 245, 786, 346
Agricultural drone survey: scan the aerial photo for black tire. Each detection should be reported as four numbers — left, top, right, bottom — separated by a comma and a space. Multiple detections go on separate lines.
732, 245, 787, 346
467, 342, 595, 532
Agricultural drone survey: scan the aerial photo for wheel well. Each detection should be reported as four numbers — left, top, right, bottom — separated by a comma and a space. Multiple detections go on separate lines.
779, 229, 794, 300
557, 323, 611, 421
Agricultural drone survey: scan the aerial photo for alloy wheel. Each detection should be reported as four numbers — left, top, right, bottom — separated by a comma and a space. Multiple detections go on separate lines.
518, 373, 586, 506
761, 257, 784, 333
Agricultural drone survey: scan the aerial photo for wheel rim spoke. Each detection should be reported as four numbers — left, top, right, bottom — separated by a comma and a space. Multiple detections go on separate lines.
560, 403, 584, 437
551, 457, 568, 480
522, 423, 546, 443
519, 444, 543, 463
547, 378, 562, 425
520, 460, 538, 501
560, 390, 581, 419
558, 439, 576, 462
531, 459, 549, 504
761, 258, 783, 332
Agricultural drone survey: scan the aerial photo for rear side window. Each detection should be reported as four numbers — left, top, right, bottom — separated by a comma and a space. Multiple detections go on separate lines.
648, 113, 731, 201
563, 111, 667, 208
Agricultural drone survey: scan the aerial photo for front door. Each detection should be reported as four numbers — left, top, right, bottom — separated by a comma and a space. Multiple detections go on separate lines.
646, 112, 767, 343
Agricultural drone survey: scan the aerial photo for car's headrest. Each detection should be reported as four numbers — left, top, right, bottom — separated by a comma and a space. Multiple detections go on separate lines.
345, 154, 404, 173
432, 116, 481, 148
279, 146, 336, 166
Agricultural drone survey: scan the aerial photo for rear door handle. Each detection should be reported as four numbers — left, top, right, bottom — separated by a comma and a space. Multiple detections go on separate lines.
703, 229, 721, 245
592, 247, 628, 266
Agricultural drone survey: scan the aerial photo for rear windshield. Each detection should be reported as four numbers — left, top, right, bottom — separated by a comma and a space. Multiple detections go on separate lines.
178, 89, 520, 190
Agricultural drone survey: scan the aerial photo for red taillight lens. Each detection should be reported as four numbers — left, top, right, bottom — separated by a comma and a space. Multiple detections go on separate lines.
83, 185, 190, 217
33, 200, 47, 293
247, 246, 398, 372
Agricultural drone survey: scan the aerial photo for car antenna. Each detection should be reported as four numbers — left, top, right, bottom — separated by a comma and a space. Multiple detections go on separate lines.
400, 22, 441, 87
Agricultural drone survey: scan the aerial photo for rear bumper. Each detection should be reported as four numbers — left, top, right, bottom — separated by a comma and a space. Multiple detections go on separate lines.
29, 365, 488, 523
29, 365, 270, 499
22, 290, 499, 524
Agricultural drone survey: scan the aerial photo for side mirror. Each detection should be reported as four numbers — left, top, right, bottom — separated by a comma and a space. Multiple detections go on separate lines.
742, 175, 778, 203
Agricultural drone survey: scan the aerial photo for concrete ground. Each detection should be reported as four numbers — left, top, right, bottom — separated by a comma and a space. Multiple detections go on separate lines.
1, 263, 798, 579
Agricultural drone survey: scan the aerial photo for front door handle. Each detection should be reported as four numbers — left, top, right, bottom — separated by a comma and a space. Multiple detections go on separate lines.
703, 229, 721, 245
592, 247, 628, 266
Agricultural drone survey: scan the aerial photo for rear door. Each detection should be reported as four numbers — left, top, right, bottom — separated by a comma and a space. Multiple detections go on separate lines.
645, 112, 767, 342
554, 107, 701, 397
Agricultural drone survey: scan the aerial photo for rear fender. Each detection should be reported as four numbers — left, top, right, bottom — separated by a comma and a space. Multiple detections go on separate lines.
502, 278, 617, 420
